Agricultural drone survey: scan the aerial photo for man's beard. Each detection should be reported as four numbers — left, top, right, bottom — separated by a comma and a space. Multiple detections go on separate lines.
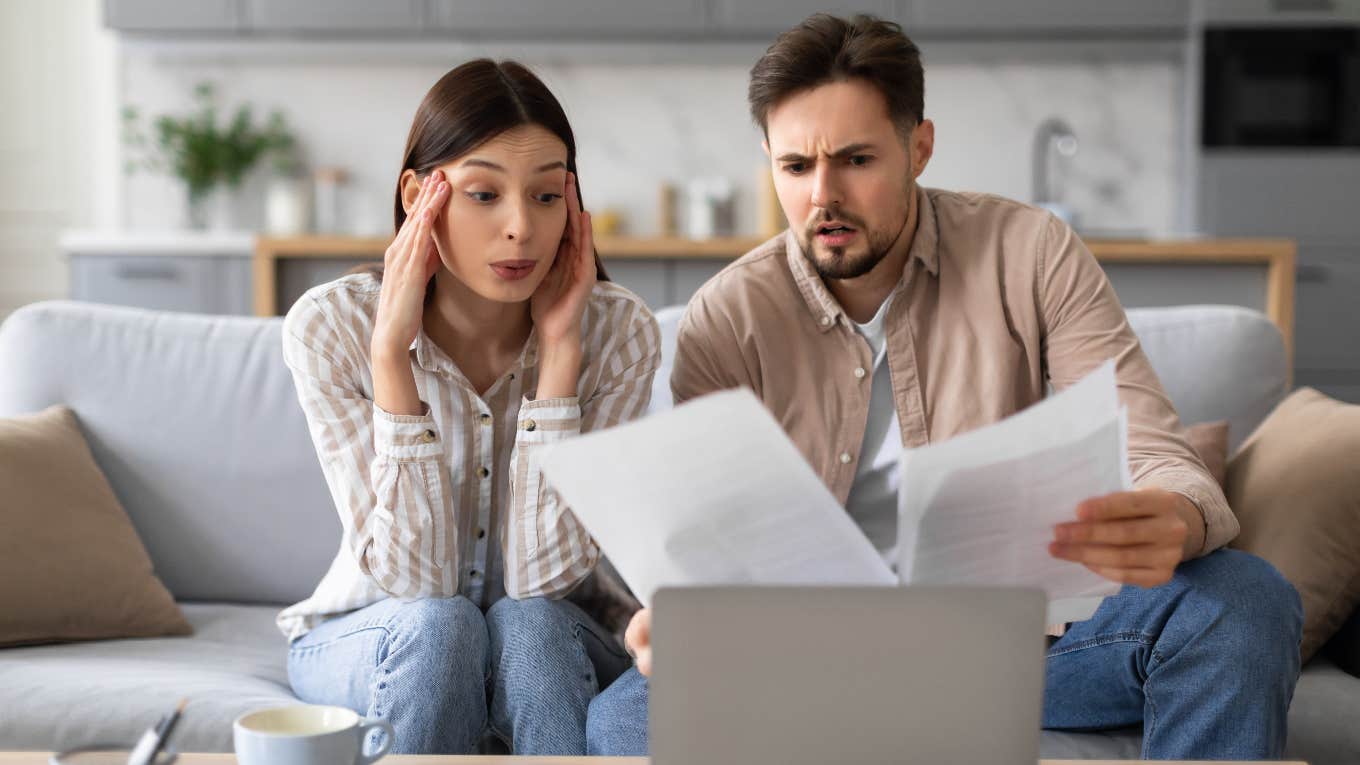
799, 180, 915, 281
799, 210, 899, 281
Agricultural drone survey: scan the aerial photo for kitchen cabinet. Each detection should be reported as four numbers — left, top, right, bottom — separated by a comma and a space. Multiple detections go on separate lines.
107, 0, 425, 33
709, 0, 903, 34
1198, 154, 1360, 402
1293, 246, 1360, 374
243, 0, 427, 33
69, 255, 253, 316
106, 0, 1195, 39
1199, 0, 1360, 25
62, 232, 255, 316
103, 0, 241, 32
1199, 154, 1360, 242
905, 0, 1190, 35
429, 0, 708, 37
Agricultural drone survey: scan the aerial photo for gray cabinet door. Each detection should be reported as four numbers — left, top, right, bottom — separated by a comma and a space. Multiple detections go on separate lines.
709, 0, 903, 34
1293, 245, 1360, 374
69, 255, 253, 316
104, 0, 241, 31
908, 0, 1189, 33
430, 0, 708, 36
1199, 153, 1360, 243
243, 0, 427, 33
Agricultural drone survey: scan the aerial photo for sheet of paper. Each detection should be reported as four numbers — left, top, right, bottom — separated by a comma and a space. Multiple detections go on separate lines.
898, 360, 1127, 623
541, 389, 896, 607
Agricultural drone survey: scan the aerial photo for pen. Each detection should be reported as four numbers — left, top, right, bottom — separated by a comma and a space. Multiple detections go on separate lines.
126, 698, 187, 765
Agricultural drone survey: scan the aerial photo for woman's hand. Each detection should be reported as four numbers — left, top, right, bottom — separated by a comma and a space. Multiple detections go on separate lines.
625, 607, 653, 677
370, 169, 449, 417
371, 169, 450, 359
530, 172, 595, 400
531, 172, 596, 349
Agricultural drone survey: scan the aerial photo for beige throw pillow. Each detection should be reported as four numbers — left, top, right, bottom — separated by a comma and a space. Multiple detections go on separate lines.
0, 405, 191, 646
1226, 388, 1360, 661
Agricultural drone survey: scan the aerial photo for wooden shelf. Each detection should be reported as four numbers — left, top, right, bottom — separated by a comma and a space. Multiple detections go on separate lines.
252, 235, 1295, 366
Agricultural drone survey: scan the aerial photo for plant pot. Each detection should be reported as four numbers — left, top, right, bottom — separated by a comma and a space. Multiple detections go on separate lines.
185, 186, 238, 231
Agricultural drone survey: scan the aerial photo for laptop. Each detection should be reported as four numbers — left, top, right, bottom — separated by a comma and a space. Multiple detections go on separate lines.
650, 586, 1048, 765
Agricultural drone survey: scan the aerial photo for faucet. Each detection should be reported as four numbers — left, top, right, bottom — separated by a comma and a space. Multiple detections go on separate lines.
1032, 117, 1079, 211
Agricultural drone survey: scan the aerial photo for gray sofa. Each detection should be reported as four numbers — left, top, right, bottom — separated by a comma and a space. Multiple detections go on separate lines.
0, 299, 1355, 762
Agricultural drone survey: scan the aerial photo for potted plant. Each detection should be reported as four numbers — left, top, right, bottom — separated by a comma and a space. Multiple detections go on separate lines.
122, 82, 297, 230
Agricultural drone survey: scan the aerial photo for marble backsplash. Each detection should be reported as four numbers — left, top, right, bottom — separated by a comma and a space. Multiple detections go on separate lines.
117, 44, 1184, 239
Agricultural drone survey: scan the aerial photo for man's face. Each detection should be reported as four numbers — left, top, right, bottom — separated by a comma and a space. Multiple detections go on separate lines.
764, 79, 932, 280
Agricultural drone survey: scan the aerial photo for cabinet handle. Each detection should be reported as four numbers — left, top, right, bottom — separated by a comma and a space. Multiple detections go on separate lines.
115, 266, 180, 280
1296, 265, 1331, 283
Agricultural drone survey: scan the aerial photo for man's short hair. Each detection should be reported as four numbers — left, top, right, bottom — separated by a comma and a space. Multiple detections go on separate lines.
748, 13, 925, 137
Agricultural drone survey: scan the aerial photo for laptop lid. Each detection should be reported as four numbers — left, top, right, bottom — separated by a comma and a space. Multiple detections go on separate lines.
651, 586, 1047, 765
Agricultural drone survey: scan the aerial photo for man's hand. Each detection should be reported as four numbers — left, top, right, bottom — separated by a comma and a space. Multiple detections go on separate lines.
1050, 488, 1205, 588
624, 608, 652, 677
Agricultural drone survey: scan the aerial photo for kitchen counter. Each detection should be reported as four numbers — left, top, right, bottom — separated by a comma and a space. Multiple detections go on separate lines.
61, 230, 255, 257
251, 235, 1296, 361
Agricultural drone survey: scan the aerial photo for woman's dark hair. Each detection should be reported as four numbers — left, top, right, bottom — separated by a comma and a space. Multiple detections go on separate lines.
358, 58, 607, 287
748, 14, 924, 139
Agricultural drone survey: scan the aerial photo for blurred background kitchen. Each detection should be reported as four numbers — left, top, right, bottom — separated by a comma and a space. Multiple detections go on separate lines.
2, 1, 1357, 400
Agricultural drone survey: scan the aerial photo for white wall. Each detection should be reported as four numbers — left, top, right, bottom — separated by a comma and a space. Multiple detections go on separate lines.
116, 41, 1184, 240
0, 0, 118, 320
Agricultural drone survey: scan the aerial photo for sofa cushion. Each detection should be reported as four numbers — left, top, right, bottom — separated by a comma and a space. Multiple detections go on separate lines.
0, 302, 339, 604
0, 601, 1351, 761
0, 405, 191, 647
0, 603, 296, 752
652, 305, 1289, 455
1227, 388, 1360, 661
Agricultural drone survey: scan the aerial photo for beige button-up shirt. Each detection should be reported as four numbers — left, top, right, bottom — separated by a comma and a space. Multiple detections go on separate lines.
276, 272, 660, 641
672, 186, 1237, 559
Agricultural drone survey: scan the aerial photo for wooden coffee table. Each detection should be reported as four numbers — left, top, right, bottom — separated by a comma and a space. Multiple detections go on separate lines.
0, 754, 1310, 764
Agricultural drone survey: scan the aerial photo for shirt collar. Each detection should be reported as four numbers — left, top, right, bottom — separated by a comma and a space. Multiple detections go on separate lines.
408, 327, 539, 375
785, 185, 940, 333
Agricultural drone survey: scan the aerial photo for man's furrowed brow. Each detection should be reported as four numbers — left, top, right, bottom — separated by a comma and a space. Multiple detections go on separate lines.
775, 143, 875, 163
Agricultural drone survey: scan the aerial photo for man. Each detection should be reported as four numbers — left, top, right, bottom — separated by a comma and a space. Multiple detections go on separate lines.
586, 13, 1302, 760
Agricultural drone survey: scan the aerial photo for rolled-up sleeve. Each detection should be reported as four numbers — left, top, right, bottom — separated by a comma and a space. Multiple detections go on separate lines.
282, 295, 460, 599
1036, 214, 1239, 555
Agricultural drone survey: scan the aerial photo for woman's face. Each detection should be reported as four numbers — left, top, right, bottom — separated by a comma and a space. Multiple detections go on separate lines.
402, 124, 570, 303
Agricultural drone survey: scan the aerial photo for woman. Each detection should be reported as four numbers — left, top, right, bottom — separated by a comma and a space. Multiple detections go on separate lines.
275, 59, 660, 755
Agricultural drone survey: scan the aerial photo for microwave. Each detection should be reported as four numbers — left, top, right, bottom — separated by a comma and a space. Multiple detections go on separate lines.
1202, 27, 1360, 147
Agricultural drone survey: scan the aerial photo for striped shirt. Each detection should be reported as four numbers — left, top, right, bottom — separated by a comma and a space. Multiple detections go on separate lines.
275, 272, 660, 641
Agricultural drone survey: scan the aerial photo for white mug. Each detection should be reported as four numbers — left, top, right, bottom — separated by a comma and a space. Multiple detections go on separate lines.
233, 704, 394, 765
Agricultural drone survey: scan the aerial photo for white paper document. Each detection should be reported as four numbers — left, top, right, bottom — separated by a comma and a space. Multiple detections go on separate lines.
541, 361, 1127, 621
897, 360, 1127, 623
540, 389, 897, 607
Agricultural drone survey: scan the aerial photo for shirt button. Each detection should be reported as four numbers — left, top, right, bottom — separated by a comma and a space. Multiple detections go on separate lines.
839, 452, 853, 465
469, 569, 481, 579
477, 466, 490, 479
477, 527, 486, 540
523, 419, 537, 432
479, 413, 492, 425
419, 429, 437, 443
854, 367, 867, 379
820, 316, 832, 327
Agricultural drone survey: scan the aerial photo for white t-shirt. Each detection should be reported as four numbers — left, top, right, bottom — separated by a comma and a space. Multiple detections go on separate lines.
845, 295, 902, 563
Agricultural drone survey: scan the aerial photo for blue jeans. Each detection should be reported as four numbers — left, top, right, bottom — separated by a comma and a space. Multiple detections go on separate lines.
586, 549, 1304, 759
288, 595, 630, 755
